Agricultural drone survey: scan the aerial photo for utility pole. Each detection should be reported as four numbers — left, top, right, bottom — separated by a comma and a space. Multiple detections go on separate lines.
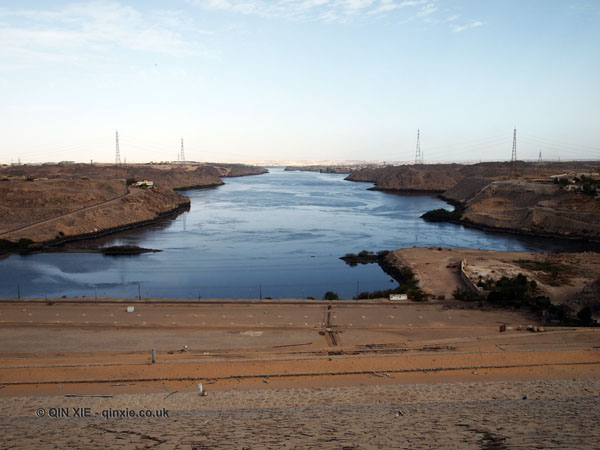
115, 130, 121, 165
415, 129, 423, 165
538, 149, 542, 163
511, 128, 517, 162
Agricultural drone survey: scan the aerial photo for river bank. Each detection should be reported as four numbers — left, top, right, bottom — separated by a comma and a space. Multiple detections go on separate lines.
347, 162, 600, 242
0, 163, 266, 249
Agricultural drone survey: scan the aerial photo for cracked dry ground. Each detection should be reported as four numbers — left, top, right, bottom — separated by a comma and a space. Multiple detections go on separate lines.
1, 379, 599, 449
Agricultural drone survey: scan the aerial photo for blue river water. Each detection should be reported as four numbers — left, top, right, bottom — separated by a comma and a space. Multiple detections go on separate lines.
0, 168, 594, 299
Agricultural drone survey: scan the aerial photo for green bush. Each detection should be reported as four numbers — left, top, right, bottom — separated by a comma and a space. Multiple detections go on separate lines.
421, 203, 465, 221
0, 238, 34, 254
577, 306, 593, 324
452, 288, 481, 302
487, 273, 538, 307
323, 291, 339, 300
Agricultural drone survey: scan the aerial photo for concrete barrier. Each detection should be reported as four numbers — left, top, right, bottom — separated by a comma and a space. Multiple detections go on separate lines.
459, 260, 484, 296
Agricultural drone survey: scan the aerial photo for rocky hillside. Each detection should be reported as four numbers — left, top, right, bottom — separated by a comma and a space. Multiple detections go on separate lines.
349, 161, 600, 240
0, 184, 189, 243
0, 162, 266, 245
347, 161, 600, 193
459, 180, 600, 239
211, 164, 268, 177
345, 164, 465, 192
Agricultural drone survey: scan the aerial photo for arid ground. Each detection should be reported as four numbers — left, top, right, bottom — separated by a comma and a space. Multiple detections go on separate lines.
0, 298, 599, 448
390, 247, 600, 305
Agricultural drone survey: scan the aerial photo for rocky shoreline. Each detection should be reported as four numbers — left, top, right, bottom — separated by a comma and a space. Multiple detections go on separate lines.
43, 201, 191, 249
347, 162, 600, 242
0, 163, 268, 251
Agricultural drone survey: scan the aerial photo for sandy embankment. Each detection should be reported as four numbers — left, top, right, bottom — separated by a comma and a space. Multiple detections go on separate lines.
388, 247, 600, 305
0, 299, 599, 447
1, 379, 599, 448
0, 163, 266, 244
347, 161, 600, 240
0, 300, 599, 395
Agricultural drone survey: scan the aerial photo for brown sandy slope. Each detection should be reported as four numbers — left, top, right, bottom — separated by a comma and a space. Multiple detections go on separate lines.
347, 161, 600, 192
0, 185, 189, 243
389, 247, 600, 306
0, 299, 598, 447
0, 178, 127, 231
0, 163, 266, 243
348, 161, 600, 239
458, 180, 600, 239
346, 164, 465, 191
0, 299, 598, 395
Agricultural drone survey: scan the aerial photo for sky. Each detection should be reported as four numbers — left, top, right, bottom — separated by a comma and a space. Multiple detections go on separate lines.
0, 0, 599, 164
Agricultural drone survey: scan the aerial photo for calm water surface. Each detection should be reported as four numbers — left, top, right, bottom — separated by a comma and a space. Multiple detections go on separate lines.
0, 169, 594, 299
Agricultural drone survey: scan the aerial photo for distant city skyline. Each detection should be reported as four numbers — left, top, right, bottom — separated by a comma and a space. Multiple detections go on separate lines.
1, 0, 599, 164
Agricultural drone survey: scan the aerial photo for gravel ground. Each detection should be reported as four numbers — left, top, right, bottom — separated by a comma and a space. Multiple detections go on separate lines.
1, 378, 599, 449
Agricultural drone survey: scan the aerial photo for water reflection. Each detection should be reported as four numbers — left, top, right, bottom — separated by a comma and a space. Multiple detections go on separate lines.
0, 168, 596, 299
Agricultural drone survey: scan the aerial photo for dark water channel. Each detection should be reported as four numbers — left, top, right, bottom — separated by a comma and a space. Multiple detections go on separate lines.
0, 168, 594, 299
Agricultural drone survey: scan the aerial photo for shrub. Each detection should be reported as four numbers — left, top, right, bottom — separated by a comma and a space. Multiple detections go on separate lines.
323, 291, 339, 300
577, 306, 593, 324
452, 288, 481, 302
0, 238, 35, 254
421, 203, 465, 222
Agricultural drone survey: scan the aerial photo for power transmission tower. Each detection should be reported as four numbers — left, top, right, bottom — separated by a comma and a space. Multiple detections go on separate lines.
115, 131, 121, 165
415, 129, 423, 164
180, 138, 185, 163
538, 149, 542, 162
511, 128, 517, 162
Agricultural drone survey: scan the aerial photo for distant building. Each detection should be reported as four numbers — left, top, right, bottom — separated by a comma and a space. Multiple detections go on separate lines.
390, 294, 408, 301
136, 180, 154, 188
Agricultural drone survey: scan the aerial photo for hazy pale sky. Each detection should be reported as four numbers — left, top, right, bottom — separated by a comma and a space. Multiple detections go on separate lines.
1, 0, 599, 164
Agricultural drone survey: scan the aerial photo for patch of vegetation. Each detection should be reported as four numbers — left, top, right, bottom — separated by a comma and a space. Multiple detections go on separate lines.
100, 245, 160, 255
421, 203, 465, 222
580, 175, 599, 196
577, 306, 593, 324
514, 259, 570, 274
323, 291, 339, 300
0, 238, 35, 254
452, 288, 482, 303
341, 249, 389, 267
354, 266, 425, 301
462, 272, 596, 326
126, 177, 137, 186
487, 274, 541, 308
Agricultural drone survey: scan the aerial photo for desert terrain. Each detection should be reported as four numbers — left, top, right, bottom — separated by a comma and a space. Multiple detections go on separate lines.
388, 247, 600, 307
0, 298, 599, 448
0, 163, 266, 244
346, 161, 600, 240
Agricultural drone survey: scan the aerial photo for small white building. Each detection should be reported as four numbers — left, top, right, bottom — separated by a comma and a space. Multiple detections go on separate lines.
390, 294, 408, 301
136, 180, 154, 188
